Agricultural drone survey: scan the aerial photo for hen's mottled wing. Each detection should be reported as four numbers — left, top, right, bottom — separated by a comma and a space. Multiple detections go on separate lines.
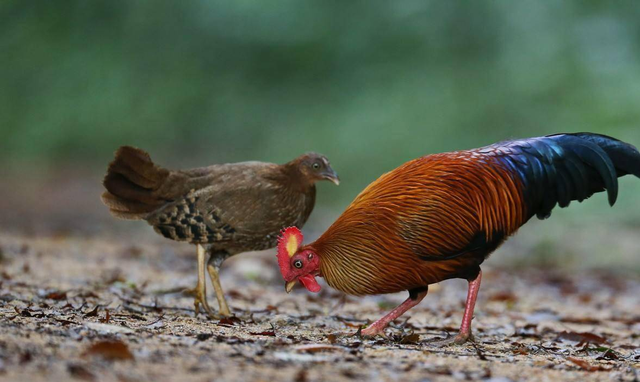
146, 163, 314, 248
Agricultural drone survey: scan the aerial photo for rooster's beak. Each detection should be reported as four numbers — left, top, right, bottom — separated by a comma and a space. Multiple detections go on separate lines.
285, 280, 297, 293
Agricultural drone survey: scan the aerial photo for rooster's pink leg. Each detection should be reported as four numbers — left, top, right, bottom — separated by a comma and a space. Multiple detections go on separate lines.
453, 270, 482, 344
360, 289, 428, 337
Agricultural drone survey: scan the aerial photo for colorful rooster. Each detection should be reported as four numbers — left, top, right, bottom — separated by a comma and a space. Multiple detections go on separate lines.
277, 133, 640, 343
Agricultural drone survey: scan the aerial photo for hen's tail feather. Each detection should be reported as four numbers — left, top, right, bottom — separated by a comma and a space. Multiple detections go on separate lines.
493, 132, 640, 220
101, 146, 171, 220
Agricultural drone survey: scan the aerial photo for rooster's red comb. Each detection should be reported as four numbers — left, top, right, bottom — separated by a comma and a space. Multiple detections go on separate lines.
276, 227, 303, 276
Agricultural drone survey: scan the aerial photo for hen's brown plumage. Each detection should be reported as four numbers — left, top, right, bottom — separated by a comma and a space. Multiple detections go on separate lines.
102, 146, 338, 317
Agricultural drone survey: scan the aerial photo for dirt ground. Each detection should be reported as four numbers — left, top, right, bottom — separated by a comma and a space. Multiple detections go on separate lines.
0, 232, 638, 382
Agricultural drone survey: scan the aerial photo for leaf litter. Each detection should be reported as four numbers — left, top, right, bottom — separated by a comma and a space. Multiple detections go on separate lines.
0, 234, 638, 382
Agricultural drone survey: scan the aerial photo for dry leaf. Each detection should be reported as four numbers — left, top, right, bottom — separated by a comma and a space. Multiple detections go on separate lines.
250, 330, 276, 337
567, 357, 609, 372
44, 290, 67, 300
295, 344, 344, 353
217, 317, 241, 327
82, 340, 134, 361
83, 306, 99, 318
488, 291, 517, 303
399, 333, 420, 344
560, 317, 600, 325
557, 331, 607, 345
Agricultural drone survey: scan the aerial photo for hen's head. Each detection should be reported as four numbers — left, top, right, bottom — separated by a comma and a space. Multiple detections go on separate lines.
293, 153, 340, 185
276, 227, 321, 293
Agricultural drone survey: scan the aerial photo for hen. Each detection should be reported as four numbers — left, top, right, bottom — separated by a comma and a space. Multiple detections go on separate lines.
102, 146, 339, 317
277, 133, 639, 343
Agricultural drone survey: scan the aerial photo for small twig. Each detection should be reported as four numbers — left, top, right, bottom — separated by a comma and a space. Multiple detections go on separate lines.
116, 294, 193, 312
470, 340, 488, 361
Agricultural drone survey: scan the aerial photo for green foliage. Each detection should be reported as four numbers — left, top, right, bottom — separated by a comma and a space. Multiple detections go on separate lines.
2, 1, 640, 211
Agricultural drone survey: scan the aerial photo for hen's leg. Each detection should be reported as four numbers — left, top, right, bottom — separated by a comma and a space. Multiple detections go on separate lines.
184, 244, 216, 318
453, 269, 482, 344
360, 288, 428, 337
207, 250, 231, 317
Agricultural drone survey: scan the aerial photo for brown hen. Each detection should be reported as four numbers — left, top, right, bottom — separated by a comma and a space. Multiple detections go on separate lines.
102, 146, 338, 317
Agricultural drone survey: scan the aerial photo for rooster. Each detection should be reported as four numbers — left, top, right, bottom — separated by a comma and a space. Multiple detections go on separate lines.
277, 133, 640, 343
102, 146, 339, 318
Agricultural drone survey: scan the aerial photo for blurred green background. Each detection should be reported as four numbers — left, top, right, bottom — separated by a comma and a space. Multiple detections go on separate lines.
1, 1, 639, 269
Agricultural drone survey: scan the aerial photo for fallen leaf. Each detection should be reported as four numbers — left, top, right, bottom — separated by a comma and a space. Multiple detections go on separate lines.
83, 306, 99, 318
567, 357, 609, 372
488, 291, 517, 303
557, 331, 607, 345
326, 334, 337, 344
512, 348, 529, 355
250, 330, 276, 337
399, 333, 420, 344
82, 340, 134, 361
44, 290, 67, 300
560, 317, 600, 325
295, 344, 344, 353
217, 317, 241, 327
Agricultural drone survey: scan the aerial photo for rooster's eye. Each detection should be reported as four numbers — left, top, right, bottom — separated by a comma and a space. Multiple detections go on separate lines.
308, 253, 313, 260
312, 162, 320, 170
293, 260, 303, 269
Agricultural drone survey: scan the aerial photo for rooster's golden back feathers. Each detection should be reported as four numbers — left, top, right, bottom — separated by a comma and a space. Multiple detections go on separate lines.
310, 133, 640, 296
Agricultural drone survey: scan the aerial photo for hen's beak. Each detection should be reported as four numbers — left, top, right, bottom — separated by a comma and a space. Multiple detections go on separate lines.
285, 280, 297, 293
322, 169, 340, 185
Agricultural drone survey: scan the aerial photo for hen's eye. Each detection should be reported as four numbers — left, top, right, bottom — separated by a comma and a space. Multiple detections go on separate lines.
293, 260, 303, 269
312, 162, 321, 170
308, 253, 313, 260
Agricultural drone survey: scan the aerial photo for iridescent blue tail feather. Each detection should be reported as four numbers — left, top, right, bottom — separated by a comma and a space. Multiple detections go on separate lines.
486, 133, 640, 220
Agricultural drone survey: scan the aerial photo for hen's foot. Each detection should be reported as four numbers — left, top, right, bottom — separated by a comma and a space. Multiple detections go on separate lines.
183, 287, 219, 319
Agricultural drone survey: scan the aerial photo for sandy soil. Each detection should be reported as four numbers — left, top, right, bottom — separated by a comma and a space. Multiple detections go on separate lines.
0, 233, 638, 382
